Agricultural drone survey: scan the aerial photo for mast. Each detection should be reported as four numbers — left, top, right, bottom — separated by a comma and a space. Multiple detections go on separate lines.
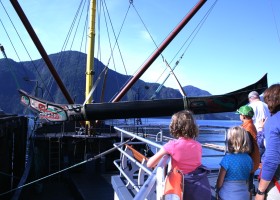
85, 0, 96, 104
85, 0, 96, 131
112, 0, 206, 102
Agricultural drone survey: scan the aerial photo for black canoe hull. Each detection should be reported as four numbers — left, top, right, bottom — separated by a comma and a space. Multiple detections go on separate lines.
18, 74, 268, 121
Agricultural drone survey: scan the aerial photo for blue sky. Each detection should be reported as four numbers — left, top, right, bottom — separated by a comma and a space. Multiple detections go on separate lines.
1, 0, 279, 95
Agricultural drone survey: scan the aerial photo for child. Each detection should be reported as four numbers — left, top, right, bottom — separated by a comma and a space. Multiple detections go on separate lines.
236, 105, 260, 198
147, 110, 211, 200
216, 126, 253, 200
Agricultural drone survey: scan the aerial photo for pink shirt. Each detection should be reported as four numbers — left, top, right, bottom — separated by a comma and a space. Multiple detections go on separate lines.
163, 137, 202, 174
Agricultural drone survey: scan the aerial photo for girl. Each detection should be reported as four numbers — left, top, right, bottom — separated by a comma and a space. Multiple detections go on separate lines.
147, 110, 211, 200
216, 126, 253, 200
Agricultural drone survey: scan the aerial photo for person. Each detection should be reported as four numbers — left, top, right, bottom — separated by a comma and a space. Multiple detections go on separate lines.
255, 84, 280, 200
248, 91, 270, 132
236, 105, 261, 199
216, 126, 253, 200
248, 91, 270, 156
146, 110, 211, 200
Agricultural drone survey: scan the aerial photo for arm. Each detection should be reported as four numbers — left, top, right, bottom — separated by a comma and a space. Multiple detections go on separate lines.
256, 117, 280, 199
255, 179, 270, 200
257, 117, 267, 132
257, 130, 265, 149
147, 148, 168, 168
216, 167, 226, 190
215, 167, 226, 200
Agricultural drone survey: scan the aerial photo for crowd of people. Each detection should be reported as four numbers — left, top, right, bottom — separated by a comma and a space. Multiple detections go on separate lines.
146, 84, 280, 200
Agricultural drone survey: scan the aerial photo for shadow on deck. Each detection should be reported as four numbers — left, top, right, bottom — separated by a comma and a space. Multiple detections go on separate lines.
22, 157, 118, 200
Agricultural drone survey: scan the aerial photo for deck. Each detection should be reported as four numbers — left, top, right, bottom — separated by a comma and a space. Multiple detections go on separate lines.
13, 124, 259, 200
20, 148, 259, 200
23, 156, 118, 200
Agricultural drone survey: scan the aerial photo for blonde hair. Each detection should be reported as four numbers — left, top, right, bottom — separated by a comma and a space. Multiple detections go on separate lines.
169, 110, 199, 139
227, 126, 251, 153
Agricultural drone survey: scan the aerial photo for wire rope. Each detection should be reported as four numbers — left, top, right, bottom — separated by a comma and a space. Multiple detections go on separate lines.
0, 137, 135, 197
148, 0, 218, 99
0, 2, 55, 102
268, 0, 280, 44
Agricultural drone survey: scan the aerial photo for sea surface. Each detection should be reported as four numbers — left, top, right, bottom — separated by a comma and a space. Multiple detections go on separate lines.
137, 118, 242, 170
141, 118, 241, 127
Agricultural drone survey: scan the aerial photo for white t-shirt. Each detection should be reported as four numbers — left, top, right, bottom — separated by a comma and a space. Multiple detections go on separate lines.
249, 100, 270, 131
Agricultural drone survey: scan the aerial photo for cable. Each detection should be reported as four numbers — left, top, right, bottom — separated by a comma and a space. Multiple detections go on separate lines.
148, 0, 218, 99
0, 2, 56, 102
269, 0, 280, 44
0, 137, 135, 197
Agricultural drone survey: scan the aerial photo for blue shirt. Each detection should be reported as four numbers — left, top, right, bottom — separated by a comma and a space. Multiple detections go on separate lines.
261, 111, 280, 181
220, 153, 253, 181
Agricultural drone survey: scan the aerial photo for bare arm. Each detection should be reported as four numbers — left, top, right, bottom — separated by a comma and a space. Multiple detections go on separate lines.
255, 179, 270, 200
216, 167, 226, 191
147, 148, 168, 168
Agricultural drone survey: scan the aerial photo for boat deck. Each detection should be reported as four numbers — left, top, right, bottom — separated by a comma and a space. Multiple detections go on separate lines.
23, 155, 259, 200
111, 171, 259, 200
19, 125, 259, 200
25, 157, 118, 200
69, 157, 117, 200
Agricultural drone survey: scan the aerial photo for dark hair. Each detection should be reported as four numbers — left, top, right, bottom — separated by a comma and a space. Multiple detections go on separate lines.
169, 110, 199, 139
227, 126, 251, 153
263, 83, 280, 114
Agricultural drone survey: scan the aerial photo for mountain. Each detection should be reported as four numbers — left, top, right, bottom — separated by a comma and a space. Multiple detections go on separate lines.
0, 51, 238, 120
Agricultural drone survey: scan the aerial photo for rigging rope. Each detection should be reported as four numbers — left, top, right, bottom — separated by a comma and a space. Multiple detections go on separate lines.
0, 2, 30, 77
0, 44, 20, 89
0, 137, 135, 197
269, 0, 280, 44
45, 0, 88, 101
95, 0, 133, 102
106, 0, 168, 101
0, 1, 55, 102
105, 1, 131, 72
83, 65, 108, 105
148, 0, 218, 99
131, 3, 163, 61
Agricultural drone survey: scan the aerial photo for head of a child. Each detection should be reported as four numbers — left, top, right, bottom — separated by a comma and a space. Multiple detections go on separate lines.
227, 126, 251, 153
169, 110, 198, 139
236, 105, 254, 120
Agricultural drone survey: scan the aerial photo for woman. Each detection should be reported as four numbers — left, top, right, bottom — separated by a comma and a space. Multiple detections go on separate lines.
255, 84, 280, 200
147, 110, 211, 200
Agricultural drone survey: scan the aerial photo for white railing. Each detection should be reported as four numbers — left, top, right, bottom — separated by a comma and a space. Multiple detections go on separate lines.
113, 126, 169, 200
113, 125, 228, 199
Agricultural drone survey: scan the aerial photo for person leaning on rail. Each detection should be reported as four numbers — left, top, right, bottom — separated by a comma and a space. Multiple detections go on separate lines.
147, 110, 212, 200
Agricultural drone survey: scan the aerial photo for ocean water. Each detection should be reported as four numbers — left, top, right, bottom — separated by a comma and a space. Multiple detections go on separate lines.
108, 118, 242, 170
140, 118, 242, 170
141, 118, 241, 127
